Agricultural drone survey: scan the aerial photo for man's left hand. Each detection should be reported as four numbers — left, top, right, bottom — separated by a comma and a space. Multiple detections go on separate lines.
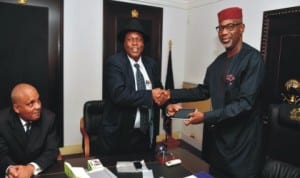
184, 110, 204, 125
152, 89, 170, 106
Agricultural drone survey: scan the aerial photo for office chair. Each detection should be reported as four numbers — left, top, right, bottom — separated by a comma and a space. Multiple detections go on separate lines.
262, 103, 300, 177
80, 100, 104, 157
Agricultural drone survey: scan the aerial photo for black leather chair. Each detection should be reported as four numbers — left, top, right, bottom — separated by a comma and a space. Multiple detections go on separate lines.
80, 100, 104, 157
262, 104, 300, 177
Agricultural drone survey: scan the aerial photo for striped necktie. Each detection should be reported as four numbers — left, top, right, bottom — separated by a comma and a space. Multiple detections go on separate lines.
134, 63, 149, 133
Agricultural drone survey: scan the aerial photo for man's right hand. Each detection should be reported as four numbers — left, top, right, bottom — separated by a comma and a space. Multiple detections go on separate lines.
152, 88, 170, 106
7, 165, 34, 178
7, 166, 19, 178
166, 104, 182, 117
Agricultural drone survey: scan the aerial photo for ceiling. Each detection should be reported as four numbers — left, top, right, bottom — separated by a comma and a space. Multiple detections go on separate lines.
114, 0, 222, 9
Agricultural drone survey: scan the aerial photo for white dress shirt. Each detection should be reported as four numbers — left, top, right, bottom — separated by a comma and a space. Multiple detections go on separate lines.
128, 56, 152, 128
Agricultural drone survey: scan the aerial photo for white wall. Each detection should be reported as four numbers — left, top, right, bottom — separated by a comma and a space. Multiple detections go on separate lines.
161, 7, 188, 134
64, 0, 103, 145
63, 0, 187, 146
185, 0, 300, 83
63, 0, 300, 147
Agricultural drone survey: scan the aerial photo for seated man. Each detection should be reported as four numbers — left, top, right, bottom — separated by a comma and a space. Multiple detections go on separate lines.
0, 83, 59, 177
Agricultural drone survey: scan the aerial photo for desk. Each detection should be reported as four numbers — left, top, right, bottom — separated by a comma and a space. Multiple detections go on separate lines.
37, 163, 190, 178
36, 147, 209, 178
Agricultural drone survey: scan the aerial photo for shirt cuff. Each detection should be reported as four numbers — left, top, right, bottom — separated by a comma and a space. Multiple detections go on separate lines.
164, 107, 171, 117
29, 162, 42, 175
5, 165, 12, 177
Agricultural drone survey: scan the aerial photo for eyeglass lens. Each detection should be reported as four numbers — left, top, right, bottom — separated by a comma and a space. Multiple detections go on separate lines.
216, 23, 242, 32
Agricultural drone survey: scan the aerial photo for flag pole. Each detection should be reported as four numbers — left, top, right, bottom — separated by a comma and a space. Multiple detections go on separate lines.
169, 39, 172, 52
163, 40, 180, 148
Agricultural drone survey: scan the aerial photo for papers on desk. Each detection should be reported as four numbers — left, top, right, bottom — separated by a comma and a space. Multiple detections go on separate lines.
116, 160, 154, 178
116, 160, 148, 173
64, 160, 117, 178
64, 162, 89, 178
87, 168, 117, 178
184, 172, 214, 178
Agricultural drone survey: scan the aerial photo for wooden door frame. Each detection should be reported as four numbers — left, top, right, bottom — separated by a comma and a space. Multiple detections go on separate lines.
260, 6, 300, 111
103, 0, 163, 79
0, 0, 64, 145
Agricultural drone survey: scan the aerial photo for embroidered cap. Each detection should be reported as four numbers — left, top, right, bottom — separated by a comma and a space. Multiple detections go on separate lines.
218, 7, 243, 23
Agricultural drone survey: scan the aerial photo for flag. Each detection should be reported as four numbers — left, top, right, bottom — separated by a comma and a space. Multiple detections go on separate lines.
165, 50, 174, 90
163, 49, 174, 136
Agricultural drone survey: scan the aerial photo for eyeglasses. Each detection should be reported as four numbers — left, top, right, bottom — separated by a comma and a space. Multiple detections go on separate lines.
216, 23, 242, 32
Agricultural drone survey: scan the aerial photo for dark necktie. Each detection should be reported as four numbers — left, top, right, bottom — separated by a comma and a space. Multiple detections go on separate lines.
134, 63, 149, 133
25, 122, 31, 136
134, 63, 146, 90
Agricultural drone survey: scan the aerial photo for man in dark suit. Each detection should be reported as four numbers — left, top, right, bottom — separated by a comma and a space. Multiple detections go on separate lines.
97, 17, 167, 157
0, 83, 59, 177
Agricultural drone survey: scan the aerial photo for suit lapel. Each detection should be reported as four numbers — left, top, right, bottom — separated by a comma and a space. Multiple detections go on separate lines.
142, 57, 154, 85
9, 114, 28, 146
123, 54, 136, 91
27, 120, 41, 146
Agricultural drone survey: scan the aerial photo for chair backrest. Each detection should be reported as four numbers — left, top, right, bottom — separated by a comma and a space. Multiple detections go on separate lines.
83, 100, 104, 136
266, 104, 300, 167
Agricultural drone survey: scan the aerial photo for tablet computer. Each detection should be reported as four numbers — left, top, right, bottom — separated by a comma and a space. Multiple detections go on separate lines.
172, 109, 195, 119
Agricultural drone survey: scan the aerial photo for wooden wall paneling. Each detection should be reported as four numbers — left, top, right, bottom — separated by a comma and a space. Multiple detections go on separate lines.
0, 0, 63, 145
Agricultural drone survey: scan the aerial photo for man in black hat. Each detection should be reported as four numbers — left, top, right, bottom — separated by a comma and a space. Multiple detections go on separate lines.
96, 17, 167, 157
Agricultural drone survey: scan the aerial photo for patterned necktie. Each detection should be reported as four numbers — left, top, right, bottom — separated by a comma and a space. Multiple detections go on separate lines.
134, 63, 149, 133
134, 63, 146, 90
25, 122, 31, 136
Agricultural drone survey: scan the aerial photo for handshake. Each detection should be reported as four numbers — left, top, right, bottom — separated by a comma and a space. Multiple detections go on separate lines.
152, 88, 171, 106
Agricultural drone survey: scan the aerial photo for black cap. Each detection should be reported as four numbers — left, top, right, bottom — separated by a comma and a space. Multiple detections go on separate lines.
117, 18, 149, 43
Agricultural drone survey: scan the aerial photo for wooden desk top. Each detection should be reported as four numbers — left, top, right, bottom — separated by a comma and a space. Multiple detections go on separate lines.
172, 147, 209, 173
37, 147, 209, 178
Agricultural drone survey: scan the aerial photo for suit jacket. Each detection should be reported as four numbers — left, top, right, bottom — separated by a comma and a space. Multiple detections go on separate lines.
0, 107, 59, 176
99, 51, 163, 154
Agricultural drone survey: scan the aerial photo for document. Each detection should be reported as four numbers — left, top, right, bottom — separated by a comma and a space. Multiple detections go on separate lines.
116, 160, 148, 173
64, 161, 117, 178
64, 162, 89, 178
87, 167, 117, 178
172, 109, 195, 119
